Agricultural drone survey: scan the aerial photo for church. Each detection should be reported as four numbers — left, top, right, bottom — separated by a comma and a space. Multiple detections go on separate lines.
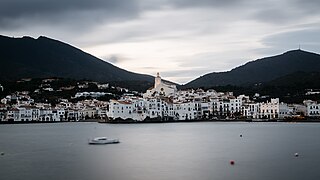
143, 73, 177, 98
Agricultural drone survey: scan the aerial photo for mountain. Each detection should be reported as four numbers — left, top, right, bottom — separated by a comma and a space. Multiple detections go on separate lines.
184, 50, 320, 88
0, 35, 154, 85
268, 71, 320, 88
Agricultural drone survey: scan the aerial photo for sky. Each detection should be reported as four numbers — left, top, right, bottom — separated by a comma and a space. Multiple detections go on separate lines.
1, 0, 320, 84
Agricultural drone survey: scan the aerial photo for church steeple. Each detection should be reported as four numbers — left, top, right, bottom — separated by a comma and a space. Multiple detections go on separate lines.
155, 72, 161, 88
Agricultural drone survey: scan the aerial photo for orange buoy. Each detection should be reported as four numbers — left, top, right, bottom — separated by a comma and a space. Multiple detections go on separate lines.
230, 160, 235, 165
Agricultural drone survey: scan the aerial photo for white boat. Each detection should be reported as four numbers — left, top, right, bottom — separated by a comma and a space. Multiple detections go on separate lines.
88, 137, 120, 145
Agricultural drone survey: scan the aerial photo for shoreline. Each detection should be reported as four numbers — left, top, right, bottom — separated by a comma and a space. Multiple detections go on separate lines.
1, 119, 320, 125
101, 118, 320, 124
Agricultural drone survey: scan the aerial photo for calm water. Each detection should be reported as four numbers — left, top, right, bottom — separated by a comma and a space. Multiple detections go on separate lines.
1, 122, 320, 180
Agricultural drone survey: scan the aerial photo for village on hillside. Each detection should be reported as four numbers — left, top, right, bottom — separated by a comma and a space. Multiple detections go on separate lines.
0, 73, 320, 123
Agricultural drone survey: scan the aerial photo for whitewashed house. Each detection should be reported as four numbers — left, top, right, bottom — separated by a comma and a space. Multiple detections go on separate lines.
107, 99, 135, 120
173, 101, 197, 120
242, 103, 260, 119
259, 98, 280, 119
278, 103, 292, 119
305, 100, 320, 117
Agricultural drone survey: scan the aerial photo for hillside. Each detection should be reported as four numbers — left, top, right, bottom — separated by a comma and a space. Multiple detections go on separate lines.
184, 50, 320, 88
268, 71, 320, 88
0, 35, 154, 84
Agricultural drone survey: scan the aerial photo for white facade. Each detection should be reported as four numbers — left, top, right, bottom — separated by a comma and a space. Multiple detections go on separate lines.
173, 102, 197, 120
259, 98, 279, 119
305, 100, 320, 117
107, 99, 136, 120
242, 103, 260, 119
4, 106, 64, 122
279, 103, 292, 119
143, 73, 177, 98
229, 97, 242, 116
74, 92, 110, 98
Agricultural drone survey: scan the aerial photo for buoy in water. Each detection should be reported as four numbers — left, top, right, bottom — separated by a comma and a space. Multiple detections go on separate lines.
294, 153, 299, 157
240, 134, 243, 137
230, 160, 235, 165
0, 152, 4, 156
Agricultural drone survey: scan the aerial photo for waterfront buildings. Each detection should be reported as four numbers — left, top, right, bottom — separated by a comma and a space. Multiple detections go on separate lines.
0, 73, 319, 122
106, 73, 318, 121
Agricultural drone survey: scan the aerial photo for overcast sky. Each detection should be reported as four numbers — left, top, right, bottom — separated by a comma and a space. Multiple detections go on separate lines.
1, 0, 320, 84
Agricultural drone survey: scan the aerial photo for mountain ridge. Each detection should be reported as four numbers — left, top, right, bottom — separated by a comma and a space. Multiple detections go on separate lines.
183, 49, 320, 88
2, 34, 320, 92
0, 35, 154, 84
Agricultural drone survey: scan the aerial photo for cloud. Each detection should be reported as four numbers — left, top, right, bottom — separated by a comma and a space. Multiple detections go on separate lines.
165, 0, 242, 8
260, 28, 320, 53
139, 67, 158, 70
1, 0, 320, 84
0, 0, 140, 30
102, 54, 131, 64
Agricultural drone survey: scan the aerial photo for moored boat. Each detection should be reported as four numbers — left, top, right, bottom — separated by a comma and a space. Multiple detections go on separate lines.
88, 137, 120, 145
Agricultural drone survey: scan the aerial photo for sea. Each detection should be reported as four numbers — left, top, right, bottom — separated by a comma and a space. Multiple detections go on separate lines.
1, 122, 320, 180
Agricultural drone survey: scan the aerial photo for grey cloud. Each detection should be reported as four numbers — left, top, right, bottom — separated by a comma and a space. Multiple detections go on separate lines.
252, 28, 320, 58
103, 54, 131, 64
163, 0, 320, 26
294, 0, 320, 13
0, 0, 140, 29
2, 0, 319, 32
262, 28, 320, 49
1, 0, 320, 84
167, 0, 242, 8
248, 0, 320, 24
252, 8, 293, 24
1, 0, 137, 18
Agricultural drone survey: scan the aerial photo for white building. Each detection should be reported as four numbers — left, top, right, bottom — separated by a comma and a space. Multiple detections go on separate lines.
242, 103, 260, 119
229, 96, 242, 117
259, 98, 280, 119
107, 99, 138, 121
74, 92, 110, 98
143, 73, 177, 98
278, 103, 292, 119
305, 100, 320, 117
173, 102, 197, 120
97, 84, 109, 89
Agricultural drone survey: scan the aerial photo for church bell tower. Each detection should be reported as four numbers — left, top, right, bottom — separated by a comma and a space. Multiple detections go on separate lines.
154, 72, 161, 88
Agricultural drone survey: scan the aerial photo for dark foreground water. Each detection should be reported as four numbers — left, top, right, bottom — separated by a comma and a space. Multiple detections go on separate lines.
1, 122, 320, 180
